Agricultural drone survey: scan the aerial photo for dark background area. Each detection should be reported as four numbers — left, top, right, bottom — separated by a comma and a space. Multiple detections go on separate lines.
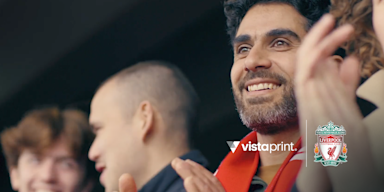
0, 0, 251, 191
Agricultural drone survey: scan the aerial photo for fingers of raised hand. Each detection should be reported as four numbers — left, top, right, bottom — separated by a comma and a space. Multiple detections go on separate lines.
339, 56, 360, 96
185, 160, 225, 191
172, 158, 225, 192
316, 24, 354, 59
296, 14, 354, 86
299, 14, 335, 54
184, 175, 214, 192
296, 14, 336, 84
172, 158, 196, 179
118, 174, 137, 192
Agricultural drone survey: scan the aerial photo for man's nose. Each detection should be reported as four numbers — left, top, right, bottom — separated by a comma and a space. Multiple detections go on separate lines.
88, 140, 100, 162
39, 160, 57, 183
244, 47, 272, 72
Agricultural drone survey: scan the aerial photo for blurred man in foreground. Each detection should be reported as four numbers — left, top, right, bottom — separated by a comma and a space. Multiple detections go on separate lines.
88, 61, 208, 192
1, 107, 97, 192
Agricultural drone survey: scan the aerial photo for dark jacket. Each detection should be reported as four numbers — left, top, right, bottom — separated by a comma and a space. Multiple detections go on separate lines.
139, 150, 209, 192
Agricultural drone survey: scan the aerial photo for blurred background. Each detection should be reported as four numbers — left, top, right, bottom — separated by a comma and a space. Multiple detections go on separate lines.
0, 0, 252, 191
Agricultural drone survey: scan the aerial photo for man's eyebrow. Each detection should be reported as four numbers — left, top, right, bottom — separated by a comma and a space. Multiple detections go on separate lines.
55, 156, 79, 163
232, 34, 251, 46
56, 156, 75, 161
265, 28, 301, 42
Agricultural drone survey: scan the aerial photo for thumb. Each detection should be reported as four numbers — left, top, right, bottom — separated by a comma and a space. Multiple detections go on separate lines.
339, 56, 360, 97
119, 173, 137, 192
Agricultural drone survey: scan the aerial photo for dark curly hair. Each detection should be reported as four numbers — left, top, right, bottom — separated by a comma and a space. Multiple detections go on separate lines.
331, 0, 384, 78
224, 0, 331, 43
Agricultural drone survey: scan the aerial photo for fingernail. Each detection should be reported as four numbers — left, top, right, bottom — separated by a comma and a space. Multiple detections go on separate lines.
346, 24, 354, 30
321, 14, 328, 20
172, 157, 182, 166
321, 14, 333, 21
342, 24, 355, 35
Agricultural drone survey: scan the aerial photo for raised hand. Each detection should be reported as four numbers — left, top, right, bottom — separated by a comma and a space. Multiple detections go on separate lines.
171, 158, 225, 192
115, 174, 137, 192
295, 14, 362, 147
294, 13, 382, 192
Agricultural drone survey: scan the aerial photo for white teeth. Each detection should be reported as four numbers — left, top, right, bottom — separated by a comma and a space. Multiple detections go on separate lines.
247, 83, 280, 91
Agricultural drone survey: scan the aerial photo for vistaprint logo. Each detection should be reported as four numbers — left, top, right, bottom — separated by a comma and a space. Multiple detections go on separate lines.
226, 141, 297, 153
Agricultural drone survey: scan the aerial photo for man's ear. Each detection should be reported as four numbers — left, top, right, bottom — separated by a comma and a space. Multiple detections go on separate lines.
10, 166, 20, 191
137, 101, 155, 142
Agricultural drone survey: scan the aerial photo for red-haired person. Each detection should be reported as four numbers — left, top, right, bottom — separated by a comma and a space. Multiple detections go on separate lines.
1, 107, 98, 192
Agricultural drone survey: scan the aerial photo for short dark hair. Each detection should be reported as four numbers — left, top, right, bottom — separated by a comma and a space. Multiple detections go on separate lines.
105, 61, 200, 147
116, 61, 199, 129
224, 0, 331, 42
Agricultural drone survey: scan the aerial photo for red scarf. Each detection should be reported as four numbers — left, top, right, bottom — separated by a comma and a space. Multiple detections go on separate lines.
215, 131, 304, 192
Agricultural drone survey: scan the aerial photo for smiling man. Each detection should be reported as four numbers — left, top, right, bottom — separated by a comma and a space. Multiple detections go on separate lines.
1, 107, 97, 192
214, 2, 310, 191
168, 0, 343, 192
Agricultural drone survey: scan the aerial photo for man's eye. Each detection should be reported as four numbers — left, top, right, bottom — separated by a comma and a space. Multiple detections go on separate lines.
238, 47, 250, 54
29, 156, 40, 165
60, 161, 76, 169
273, 40, 289, 47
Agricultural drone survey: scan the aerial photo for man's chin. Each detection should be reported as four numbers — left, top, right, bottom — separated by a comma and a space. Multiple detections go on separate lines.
244, 95, 275, 105
248, 123, 288, 135
245, 117, 299, 135
104, 179, 119, 192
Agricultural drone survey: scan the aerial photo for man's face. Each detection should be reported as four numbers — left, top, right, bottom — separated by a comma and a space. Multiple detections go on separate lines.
231, 3, 307, 134
88, 81, 143, 192
10, 137, 87, 192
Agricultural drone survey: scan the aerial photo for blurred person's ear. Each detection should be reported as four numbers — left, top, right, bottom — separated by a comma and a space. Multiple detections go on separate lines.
10, 167, 20, 191
137, 101, 155, 143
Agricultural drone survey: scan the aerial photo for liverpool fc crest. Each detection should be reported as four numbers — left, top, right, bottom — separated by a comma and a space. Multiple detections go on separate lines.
314, 121, 347, 167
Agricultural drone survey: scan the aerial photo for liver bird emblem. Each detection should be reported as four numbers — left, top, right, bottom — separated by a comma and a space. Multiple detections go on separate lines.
328, 146, 336, 158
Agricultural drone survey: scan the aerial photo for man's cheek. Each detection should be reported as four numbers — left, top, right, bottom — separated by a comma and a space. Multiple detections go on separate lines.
230, 63, 242, 81
62, 173, 82, 190
230, 74, 237, 87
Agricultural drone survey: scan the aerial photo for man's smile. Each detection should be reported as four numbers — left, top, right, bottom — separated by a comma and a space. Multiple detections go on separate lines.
243, 78, 282, 97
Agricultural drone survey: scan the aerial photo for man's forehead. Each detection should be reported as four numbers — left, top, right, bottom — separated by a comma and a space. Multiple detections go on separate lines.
89, 94, 103, 125
24, 140, 75, 159
236, 3, 306, 39
90, 80, 121, 125
91, 81, 118, 112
